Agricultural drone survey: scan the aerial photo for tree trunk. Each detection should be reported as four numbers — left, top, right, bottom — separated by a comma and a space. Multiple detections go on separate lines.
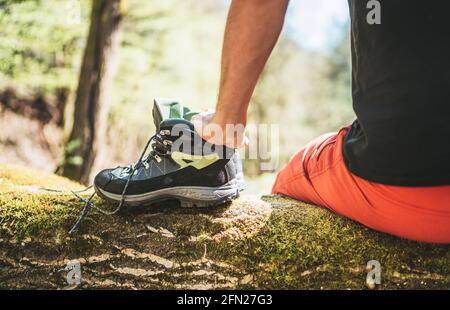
62, 0, 124, 184
1, 164, 449, 289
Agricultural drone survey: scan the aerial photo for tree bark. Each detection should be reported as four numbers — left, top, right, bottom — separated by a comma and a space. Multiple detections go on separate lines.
62, 0, 124, 184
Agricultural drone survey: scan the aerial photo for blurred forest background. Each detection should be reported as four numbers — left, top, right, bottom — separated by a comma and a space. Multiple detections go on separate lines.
0, 0, 354, 193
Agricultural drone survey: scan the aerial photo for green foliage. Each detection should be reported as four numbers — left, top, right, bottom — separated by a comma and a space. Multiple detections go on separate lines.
301, 30, 354, 133
0, 1, 354, 177
0, 0, 90, 93
58, 138, 83, 169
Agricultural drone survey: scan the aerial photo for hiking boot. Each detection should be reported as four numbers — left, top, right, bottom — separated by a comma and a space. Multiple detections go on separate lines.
153, 98, 245, 191
152, 97, 244, 191
93, 99, 244, 208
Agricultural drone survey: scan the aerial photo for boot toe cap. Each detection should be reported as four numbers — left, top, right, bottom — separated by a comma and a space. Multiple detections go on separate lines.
94, 169, 113, 188
94, 169, 126, 194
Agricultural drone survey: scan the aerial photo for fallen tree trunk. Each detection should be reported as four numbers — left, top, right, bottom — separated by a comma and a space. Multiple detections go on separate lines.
0, 164, 449, 289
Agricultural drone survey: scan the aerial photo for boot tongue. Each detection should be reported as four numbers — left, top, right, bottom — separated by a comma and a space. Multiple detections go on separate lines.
152, 98, 198, 131
154, 100, 234, 158
158, 118, 203, 155
159, 118, 195, 138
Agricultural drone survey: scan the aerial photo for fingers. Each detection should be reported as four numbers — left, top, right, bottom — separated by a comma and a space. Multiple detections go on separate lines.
192, 110, 248, 149
194, 121, 247, 149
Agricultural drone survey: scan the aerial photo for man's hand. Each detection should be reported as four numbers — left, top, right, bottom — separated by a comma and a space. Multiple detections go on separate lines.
199, 0, 289, 148
193, 111, 248, 148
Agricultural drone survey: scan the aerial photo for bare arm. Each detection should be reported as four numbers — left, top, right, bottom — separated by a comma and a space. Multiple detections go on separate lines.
202, 0, 289, 147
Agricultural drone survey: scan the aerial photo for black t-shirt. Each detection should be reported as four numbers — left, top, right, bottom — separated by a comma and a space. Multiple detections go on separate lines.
343, 0, 450, 186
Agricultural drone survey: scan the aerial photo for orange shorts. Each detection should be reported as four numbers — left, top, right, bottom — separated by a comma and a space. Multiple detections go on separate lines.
272, 126, 450, 244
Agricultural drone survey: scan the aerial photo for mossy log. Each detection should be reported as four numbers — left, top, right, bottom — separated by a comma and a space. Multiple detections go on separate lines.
0, 164, 449, 289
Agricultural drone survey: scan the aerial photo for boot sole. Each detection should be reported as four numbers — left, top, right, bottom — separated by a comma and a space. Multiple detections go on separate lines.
95, 179, 240, 208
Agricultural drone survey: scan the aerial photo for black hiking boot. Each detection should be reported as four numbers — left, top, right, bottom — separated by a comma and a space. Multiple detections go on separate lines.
93, 99, 244, 208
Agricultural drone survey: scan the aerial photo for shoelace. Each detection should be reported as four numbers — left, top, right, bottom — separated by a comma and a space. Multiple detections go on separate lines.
65, 133, 170, 234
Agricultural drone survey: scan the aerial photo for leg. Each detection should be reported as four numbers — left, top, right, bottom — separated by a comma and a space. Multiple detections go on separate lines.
271, 129, 344, 207
272, 126, 450, 243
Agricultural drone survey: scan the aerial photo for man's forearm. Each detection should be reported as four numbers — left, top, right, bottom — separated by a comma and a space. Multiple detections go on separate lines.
215, 0, 289, 125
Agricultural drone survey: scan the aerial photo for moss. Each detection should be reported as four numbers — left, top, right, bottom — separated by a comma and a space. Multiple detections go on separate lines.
0, 164, 449, 289
215, 196, 450, 289
0, 164, 108, 238
0, 192, 103, 238
0, 164, 84, 192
